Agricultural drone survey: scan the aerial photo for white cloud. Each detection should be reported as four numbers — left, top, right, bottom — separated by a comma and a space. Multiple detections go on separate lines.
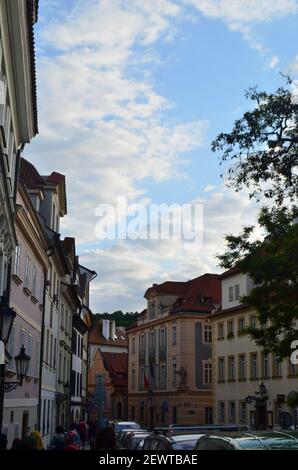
81, 187, 259, 312
29, 0, 207, 246
268, 55, 279, 69
184, 0, 298, 53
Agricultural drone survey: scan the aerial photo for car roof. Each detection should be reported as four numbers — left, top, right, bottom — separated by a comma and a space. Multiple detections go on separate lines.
198, 431, 298, 449
172, 434, 205, 441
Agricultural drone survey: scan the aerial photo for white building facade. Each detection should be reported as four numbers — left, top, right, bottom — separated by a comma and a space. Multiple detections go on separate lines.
212, 269, 298, 429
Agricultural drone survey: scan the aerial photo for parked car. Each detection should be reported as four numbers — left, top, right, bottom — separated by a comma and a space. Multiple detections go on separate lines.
118, 428, 146, 448
122, 430, 148, 449
194, 431, 298, 450
127, 432, 151, 450
143, 432, 205, 451
167, 424, 250, 435
112, 421, 142, 433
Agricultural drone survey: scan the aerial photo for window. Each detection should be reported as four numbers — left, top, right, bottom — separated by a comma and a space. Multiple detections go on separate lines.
227, 320, 234, 337
218, 402, 225, 421
53, 339, 57, 369
218, 322, 224, 339
228, 402, 236, 422
218, 357, 225, 382
39, 274, 44, 304
149, 330, 155, 349
140, 334, 146, 353
250, 353, 258, 379
32, 266, 37, 297
204, 363, 212, 385
172, 325, 177, 345
250, 315, 257, 329
61, 303, 65, 329
46, 330, 49, 364
228, 286, 234, 302
239, 402, 247, 423
140, 367, 145, 388
234, 284, 240, 300
24, 256, 31, 289
160, 328, 166, 347
204, 325, 212, 343
14, 244, 21, 276
50, 303, 53, 328
273, 353, 282, 377
239, 354, 246, 380
132, 337, 135, 354
262, 353, 270, 378
228, 356, 235, 381
132, 369, 136, 388
238, 318, 245, 332
50, 335, 53, 367
20, 328, 26, 350
289, 360, 298, 376
172, 357, 176, 385
160, 363, 166, 386
27, 335, 33, 374
34, 341, 40, 377
7, 323, 15, 370
149, 301, 155, 319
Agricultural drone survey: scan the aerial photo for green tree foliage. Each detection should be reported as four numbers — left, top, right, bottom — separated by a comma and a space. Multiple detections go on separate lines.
92, 310, 139, 328
213, 78, 298, 357
212, 79, 298, 206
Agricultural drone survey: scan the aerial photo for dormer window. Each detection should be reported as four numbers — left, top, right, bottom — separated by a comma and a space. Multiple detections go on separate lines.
149, 300, 155, 319
228, 286, 234, 302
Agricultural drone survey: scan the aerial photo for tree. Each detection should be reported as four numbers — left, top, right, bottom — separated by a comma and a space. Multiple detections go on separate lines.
212, 78, 298, 357
212, 78, 298, 206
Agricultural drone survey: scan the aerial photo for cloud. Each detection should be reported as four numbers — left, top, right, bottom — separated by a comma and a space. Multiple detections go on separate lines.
184, 0, 298, 53
80, 187, 259, 312
268, 55, 279, 69
29, 0, 207, 246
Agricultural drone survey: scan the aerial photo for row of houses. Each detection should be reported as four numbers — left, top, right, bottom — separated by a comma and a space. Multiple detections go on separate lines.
126, 271, 298, 430
0, 1, 97, 448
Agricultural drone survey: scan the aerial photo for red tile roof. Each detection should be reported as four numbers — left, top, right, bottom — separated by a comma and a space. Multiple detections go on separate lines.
144, 281, 188, 298
102, 352, 127, 387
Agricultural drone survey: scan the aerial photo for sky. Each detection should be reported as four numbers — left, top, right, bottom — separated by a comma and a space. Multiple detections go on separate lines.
27, 0, 298, 313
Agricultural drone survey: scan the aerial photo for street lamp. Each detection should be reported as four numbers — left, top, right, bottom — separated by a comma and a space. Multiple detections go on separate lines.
0, 295, 16, 343
15, 345, 30, 386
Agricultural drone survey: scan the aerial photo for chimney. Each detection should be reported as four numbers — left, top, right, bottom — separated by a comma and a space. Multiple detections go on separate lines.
102, 319, 110, 340
110, 321, 116, 340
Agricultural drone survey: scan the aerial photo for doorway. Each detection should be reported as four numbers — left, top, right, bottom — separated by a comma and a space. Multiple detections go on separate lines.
255, 400, 267, 430
21, 412, 29, 439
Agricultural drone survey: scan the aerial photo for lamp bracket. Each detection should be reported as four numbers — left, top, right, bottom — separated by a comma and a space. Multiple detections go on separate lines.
3, 381, 20, 393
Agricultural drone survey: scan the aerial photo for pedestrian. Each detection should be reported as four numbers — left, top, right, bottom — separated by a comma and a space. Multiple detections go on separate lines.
79, 420, 87, 449
65, 430, 80, 451
10, 438, 22, 450
49, 426, 66, 450
95, 427, 118, 450
30, 430, 44, 450
69, 424, 81, 449
0, 432, 7, 450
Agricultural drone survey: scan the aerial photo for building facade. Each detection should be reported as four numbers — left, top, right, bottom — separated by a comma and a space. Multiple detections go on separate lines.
212, 268, 298, 429
127, 274, 221, 428
88, 319, 128, 422
3, 181, 49, 446
0, 0, 38, 303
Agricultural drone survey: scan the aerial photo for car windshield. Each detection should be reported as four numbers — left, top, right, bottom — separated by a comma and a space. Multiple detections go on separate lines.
172, 434, 205, 450
117, 423, 141, 431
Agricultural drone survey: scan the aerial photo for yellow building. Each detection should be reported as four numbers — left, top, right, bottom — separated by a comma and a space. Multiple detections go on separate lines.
127, 274, 221, 428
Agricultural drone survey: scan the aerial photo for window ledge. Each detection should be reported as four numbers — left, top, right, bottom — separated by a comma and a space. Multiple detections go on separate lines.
12, 274, 22, 286
23, 287, 32, 296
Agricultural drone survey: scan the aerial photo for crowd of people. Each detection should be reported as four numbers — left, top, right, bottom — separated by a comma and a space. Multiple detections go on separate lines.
0, 420, 118, 451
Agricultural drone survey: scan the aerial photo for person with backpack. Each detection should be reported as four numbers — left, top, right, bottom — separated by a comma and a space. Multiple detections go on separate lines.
49, 426, 66, 450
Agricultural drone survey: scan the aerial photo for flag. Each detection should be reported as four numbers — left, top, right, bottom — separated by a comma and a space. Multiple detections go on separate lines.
144, 375, 149, 389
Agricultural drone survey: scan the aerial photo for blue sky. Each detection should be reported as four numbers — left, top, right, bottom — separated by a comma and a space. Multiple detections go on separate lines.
28, 0, 298, 312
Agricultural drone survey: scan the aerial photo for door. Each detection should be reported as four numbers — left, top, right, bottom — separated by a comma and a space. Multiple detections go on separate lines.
21, 412, 29, 439
255, 400, 267, 430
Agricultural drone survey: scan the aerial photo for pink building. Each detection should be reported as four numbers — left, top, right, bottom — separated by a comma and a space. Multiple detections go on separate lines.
3, 181, 50, 446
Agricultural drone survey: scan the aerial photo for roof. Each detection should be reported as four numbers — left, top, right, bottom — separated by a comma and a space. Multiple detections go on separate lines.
102, 352, 127, 387
144, 274, 221, 315
26, 0, 39, 135
89, 322, 128, 347
219, 266, 241, 280
19, 158, 67, 214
